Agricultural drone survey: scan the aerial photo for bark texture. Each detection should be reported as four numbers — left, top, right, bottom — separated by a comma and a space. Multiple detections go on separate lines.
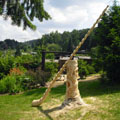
62, 60, 84, 106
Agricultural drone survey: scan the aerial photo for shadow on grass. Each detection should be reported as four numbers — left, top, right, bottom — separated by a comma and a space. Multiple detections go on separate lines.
23, 88, 46, 96
37, 105, 63, 120
23, 84, 66, 97
23, 80, 120, 119
79, 80, 120, 98
23, 80, 120, 99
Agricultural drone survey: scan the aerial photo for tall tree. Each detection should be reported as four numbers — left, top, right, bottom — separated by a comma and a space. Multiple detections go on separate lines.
95, 0, 120, 83
0, 0, 51, 30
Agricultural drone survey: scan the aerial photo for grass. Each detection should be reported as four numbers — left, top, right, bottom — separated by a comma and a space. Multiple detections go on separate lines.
0, 79, 120, 120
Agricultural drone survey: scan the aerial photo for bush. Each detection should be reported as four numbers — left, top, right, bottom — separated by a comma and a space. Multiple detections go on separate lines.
0, 80, 6, 93
15, 55, 41, 70
0, 55, 15, 79
78, 60, 95, 79
26, 68, 51, 86
90, 47, 103, 72
47, 43, 61, 52
46, 53, 55, 59
45, 62, 58, 76
0, 75, 20, 94
26, 62, 58, 87
87, 65, 96, 74
78, 60, 89, 79
0, 74, 30, 94
36, 67, 51, 86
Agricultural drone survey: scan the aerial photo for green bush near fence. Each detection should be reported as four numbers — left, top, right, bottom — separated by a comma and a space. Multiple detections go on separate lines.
78, 59, 95, 79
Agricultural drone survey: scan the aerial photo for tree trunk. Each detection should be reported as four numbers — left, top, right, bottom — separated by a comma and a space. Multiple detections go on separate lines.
62, 60, 84, 106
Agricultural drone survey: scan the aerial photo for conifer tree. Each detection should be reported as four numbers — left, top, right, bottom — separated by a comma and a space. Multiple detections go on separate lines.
0, 0, 51, 30
95, 0, 120, 83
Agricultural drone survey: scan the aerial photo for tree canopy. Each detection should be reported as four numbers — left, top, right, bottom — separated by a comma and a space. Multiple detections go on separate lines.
95, 0, 120, 83
0, 0, 51, 30
37, 29, 96, 52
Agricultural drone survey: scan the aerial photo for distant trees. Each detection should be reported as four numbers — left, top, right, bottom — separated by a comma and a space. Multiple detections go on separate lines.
37, 29, 96, 52
95, 1, 120, 83
0, 0, 51, 30
0, 39, 20, 50
15, 46, 21, 57
47, 43, 61, 51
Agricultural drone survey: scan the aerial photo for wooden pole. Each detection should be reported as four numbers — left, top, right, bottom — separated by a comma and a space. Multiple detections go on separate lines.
41, 50, 45, 70
32, 5, 109, 107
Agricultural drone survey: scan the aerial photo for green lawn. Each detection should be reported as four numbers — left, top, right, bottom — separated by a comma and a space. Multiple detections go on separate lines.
0, 80, 120, 120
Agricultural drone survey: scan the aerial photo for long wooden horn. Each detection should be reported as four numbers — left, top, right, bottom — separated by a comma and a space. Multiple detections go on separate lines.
32, 5, 109, 107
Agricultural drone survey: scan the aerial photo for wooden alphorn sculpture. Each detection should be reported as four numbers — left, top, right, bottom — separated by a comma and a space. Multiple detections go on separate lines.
32, 5, 109, 107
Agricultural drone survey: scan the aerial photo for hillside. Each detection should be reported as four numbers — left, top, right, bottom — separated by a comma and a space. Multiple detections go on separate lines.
0, 28, 97, 52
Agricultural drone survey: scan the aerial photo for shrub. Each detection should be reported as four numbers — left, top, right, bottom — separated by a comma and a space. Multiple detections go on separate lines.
0, 74, 30, 94
26, 68, 51, 86
35, 67, 51, 86
47, 43, 61, 52
87, 65, 96, 74
0, 55, 15, 79
90, 47, 103, 72
0, 80, 6, 93
78, 60, 95, 79
78, 60, 89, 79
46, 53, 55, 59
45, 62, 58, 76
26, 62, 58, 87
15, 55, 41, 70
10, 68, 23, 75
0, 75, 19, 94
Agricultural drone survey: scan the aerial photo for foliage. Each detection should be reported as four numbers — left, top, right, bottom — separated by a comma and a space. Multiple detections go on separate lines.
0, 74, 27, 94
0, 28, 97, 52
0, 39, 20, 50
15, 46, 21, 56
0, 0, 51, 30
26, 62, 58, 86
78, 60, 95, 79
15, 54, 41, 70
90, 47, 103, 72
95, 1, 120, 83
78, 60, 89, 79
45, 62, 58, 76
0, 65, 29, 94
0, 54, 15, 79
9, 66, 26, 76
45, 53, 55, 59
47, 43, 61, 51
37, 29, 97, 52
26, 68, 51, 86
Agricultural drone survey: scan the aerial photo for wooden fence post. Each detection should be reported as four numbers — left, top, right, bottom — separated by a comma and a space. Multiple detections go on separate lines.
41, 50, 45, 70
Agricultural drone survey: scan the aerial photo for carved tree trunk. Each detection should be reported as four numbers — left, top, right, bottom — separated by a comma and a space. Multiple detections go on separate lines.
62, 60, 84, 106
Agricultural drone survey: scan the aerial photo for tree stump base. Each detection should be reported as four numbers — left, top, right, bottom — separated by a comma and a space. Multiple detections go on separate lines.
61, 97, 86, 109
62, 60, 85, 108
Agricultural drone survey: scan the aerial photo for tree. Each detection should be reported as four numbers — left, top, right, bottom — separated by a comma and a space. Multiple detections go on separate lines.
67, 38, 73, 52
0, 0, 51, 30
15, 46, 21, 57
95, 0, 120, 83
47, 43, 61, 51
61, 31, 71, 51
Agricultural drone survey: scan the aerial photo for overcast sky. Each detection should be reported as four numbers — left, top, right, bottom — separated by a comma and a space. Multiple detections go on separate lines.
0, 0, 115, 42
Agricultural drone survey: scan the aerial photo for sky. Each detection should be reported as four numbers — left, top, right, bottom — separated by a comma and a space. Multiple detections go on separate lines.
0, 0, 116, 42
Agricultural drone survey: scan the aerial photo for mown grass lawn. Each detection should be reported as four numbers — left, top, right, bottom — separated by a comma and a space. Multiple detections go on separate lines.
0, 79, 120, 120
